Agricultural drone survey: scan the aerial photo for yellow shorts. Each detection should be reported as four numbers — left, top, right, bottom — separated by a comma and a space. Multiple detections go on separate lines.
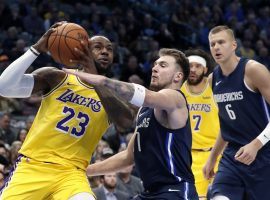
192, 150, 220, 199
0, 155, 94, 200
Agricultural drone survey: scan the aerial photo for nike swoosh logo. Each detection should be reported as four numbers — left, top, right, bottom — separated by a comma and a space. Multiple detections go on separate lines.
264, 134, 270, 140
168, 189, 181, 192
215, 81, 222, 86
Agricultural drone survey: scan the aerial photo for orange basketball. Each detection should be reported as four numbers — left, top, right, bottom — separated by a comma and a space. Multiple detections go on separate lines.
48, 22, 89, 67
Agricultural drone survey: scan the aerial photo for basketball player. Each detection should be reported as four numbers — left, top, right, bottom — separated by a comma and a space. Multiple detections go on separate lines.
64, 48, 199, 199
203, 25, 270, 200
0, 22, 135, 200
181, 49, 220, 199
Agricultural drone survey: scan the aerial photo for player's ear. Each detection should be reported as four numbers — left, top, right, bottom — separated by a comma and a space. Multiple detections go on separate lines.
203, 66, 208, 76
232, 40, 237, 51
174, 71, 183, 83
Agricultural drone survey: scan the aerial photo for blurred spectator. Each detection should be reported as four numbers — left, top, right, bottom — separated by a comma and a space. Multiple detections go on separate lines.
116, 165, 144, 198
120, 55, 146, 84
21, 93, 42, 116
93, 173, 130, 200
0, 96, 22, 115
23, 7, 44, 38
25, 115, 35, 131
128, 74, 144, 86
100, 147, 114, 160
2, 26, 19, 50
256, 47, 270, 69
8, 39, 27, 61
16, 128, 28, 143
0, 143, 9, 160
0, 113, 17, 146
0, 54, 10, 74
9, 140, 22, 165
92, 139, 110, 162
239, 40, 256, 59
100, 19, 118, 42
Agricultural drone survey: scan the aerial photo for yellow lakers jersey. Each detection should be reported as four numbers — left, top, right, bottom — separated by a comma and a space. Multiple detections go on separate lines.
181, 81, 220, 149
20, 73, 109, 170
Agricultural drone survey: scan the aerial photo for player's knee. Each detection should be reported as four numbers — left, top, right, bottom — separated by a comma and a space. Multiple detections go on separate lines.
212, 195, 230, 200
68, 192, 95, 200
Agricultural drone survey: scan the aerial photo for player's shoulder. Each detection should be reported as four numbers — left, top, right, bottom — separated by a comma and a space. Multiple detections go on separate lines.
32, 67, 66, 93
159, 88, 185, 99
246, 59, 267, 70
32, 66, 65, 80
245, 59, 268, 76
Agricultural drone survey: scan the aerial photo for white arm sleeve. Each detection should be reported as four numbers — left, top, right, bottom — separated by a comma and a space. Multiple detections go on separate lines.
0, 48, 38, 98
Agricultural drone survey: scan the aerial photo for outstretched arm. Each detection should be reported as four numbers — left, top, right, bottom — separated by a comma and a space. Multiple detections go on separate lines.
87, 132, 136, 176
63, 69, 185, 112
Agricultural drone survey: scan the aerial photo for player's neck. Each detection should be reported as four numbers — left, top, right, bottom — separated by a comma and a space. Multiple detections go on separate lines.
187, 78, 208, 94
219, 55, 240, 76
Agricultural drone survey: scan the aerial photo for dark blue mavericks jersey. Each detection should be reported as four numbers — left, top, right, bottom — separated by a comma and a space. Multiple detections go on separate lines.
212, 57, 270, 147
134, 105, 194, 191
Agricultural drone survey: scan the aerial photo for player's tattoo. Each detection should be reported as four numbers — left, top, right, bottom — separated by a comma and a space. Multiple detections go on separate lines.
104, 78, 135, 101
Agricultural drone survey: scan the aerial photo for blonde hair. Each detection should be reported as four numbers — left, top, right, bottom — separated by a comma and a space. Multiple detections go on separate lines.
209, 25, 236, 40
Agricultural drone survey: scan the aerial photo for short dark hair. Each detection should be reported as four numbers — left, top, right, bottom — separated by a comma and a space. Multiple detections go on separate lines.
185, 48, 216, 76
158, 48, 190, 82
209, 25, 236, 40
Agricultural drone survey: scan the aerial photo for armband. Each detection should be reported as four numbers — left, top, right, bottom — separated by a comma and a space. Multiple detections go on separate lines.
130, 83, 145, 107
257, 122, 270, 145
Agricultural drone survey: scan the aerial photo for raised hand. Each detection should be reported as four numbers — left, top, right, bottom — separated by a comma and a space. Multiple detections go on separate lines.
32, 21, 67, 53
70, 39, 96, 72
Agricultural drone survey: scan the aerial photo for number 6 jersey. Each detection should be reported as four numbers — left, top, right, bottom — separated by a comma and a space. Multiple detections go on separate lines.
20, 73, 109, 170
212, 58, 270, 146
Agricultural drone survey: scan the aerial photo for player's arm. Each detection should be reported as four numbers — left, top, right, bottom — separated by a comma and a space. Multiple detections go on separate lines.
94, 86, 136, 132
63, 69, 185, 112
87, 132, 136, 176
203, 132, 227, 179
234, 61, 270, 165
0, 22, 65, 97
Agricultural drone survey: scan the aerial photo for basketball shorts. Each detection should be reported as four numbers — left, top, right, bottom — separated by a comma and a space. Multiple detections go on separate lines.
0, 155, 94, 200
191, 149, 220, 198
210, 147, 270, 200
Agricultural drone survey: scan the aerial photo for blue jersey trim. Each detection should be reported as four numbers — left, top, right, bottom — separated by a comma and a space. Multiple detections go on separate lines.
184, 182, 188, 200
262, 97, 270, 123
166, 132, 182, 182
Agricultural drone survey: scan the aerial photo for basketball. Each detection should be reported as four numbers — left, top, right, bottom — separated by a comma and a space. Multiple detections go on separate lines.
48, 22, 89, 67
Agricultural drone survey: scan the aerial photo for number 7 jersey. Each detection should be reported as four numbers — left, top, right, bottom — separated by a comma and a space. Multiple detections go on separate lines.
19, 73, 109, 170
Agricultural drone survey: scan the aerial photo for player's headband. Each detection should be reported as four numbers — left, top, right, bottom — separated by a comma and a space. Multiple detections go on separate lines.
188, 55, 206, 67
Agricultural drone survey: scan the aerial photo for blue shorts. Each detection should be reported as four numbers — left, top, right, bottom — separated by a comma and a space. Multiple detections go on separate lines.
133, 182, 198, 200
210, 147, 270, 200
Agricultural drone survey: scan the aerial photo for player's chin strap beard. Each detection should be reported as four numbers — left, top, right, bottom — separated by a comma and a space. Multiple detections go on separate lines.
94, 60, 111, 76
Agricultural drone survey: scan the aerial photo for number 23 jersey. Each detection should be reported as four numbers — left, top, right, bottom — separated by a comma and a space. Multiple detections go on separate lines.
19, 73, 109, 170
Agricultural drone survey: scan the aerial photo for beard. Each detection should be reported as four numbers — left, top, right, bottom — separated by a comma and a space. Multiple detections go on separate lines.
104, 182, 116, 190
149, 83, 161, 92
187, 73, 204, 86
94, 60, 111, 75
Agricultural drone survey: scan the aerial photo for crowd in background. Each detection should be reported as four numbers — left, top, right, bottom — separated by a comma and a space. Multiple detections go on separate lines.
0, 0, 269, 198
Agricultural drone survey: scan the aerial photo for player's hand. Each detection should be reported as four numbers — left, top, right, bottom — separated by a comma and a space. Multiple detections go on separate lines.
70, 39, 95, 70
234, 138, 263, 165
203, 157, 216, 180
32, 21, 67, 53
62, 68, 105, 86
